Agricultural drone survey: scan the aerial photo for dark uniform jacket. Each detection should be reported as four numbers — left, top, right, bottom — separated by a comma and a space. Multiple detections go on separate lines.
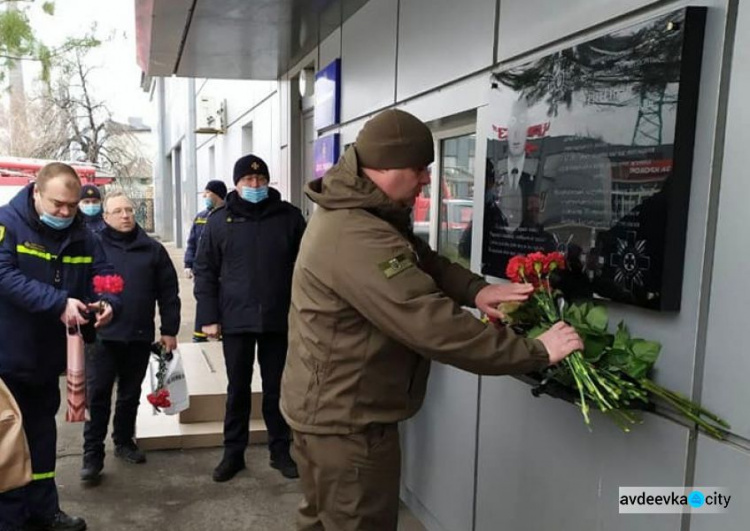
0, 185, 118, 383
184, 209, 210, 269
97, 225, 181, 342
82, 212, 106, 233
193, 188, 305, 334
280, 147, 550, 434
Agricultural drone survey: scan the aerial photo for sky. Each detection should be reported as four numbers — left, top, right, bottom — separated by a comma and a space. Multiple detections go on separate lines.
25, 0, 154, 126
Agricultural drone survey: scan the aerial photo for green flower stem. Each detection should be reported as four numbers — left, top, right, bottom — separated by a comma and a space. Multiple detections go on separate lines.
571, 353, 613, 410
641, 380, 730, 437
565, 357, 591, 425
642, 379, 731, 429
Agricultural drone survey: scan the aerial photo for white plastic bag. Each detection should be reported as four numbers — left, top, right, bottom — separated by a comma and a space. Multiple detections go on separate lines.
149, 349, 190, 415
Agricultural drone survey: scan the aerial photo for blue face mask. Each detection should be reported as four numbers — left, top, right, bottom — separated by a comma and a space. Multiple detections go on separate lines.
40, 211, 75, 230
80, 203, 102, 216
240, 186, 269, 204
204, 197, 214, 210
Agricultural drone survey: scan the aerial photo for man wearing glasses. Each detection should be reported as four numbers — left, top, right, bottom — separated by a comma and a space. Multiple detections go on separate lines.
79, 191, 180, 484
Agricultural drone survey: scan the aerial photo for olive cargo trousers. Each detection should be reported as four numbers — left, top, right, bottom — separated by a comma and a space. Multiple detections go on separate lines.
292, 423, 400, 531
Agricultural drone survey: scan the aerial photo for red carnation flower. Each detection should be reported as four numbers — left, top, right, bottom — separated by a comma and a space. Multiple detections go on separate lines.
93, 274, 125, 295
506, 255, 527, 283
543, 252, 566, 273
525, 252, 546, 275
147, 388, 172, 409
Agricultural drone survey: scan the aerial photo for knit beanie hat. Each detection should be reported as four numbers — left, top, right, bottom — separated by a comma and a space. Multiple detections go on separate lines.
205, 180, 228, 199
80, 184, 102, 200
355, 109, 434, 169
233, 154, 269, 184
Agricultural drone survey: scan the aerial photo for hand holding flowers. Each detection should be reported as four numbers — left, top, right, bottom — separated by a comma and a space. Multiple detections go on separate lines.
487, 251, 730, 440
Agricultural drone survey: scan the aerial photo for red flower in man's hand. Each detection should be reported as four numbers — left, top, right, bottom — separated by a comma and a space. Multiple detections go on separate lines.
543, 252, 566, 273
94, 275, 125, 295
147, 388, 171, 409
93, 274, 124, 295
506, 256, 527, 283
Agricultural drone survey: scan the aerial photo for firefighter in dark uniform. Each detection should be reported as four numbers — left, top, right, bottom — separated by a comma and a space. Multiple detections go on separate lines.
194, 155, 305, 482
80, 190, 181, 483
184, 179, 227, 342
0, 163, 117, 531
78, 184, 106, 233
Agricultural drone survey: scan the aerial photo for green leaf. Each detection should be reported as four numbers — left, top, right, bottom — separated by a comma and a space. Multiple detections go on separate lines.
599, 348, 629, 371
585, 305, 608, 332
566, 303, 584, 327
624, 358, 652, 380
582, 334, 608, 362
630, 339, 661, 365
613, 321, 630, 350
42, 2, 56, 16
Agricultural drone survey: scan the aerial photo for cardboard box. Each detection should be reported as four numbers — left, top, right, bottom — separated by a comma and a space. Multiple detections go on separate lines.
178, 342, 263, 423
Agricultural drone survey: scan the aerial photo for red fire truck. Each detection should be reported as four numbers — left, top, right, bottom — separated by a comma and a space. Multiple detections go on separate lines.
0, 157, 114, 205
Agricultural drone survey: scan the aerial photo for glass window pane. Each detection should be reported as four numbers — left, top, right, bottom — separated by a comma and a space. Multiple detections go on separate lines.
413, 182, 431, 245
438, 134, 475, 267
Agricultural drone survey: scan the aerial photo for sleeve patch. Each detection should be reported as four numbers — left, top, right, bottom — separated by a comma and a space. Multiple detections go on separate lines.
378, 253, 415, 279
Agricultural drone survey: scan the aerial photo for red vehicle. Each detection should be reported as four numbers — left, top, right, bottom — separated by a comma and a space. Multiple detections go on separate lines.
0, 157, 114, 185
0, 157, 114, 205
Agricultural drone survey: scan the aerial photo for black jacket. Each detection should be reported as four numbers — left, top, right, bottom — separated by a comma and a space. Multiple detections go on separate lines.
184, 208, 210, 269
97, 224, 181, 342
194, 188, 305, 334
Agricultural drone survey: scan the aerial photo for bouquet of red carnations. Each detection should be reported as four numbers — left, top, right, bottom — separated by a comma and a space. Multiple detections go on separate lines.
493, 251, 730, 440
147, 342, 172, 411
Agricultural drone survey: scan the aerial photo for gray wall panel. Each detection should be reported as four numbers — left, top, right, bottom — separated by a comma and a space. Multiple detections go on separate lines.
496, 0, 660, 62
475, 378, 688, 531
340, 0, 397, 121
701, 0, 750, 440
692, 435, 750, 531
319, 28, 342, 69
397, 0, 495, 101
401, 365, 479, 531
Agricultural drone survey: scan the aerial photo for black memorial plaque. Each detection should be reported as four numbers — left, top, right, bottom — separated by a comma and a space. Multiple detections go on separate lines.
481, 7, 706, 311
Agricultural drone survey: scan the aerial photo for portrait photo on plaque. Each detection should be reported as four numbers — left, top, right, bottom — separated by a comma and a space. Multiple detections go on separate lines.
481, 7, 706, 311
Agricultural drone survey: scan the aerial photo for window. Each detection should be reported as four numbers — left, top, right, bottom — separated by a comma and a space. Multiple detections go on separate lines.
437, 134, 475, 267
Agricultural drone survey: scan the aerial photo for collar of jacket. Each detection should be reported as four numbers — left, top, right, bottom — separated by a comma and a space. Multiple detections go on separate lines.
100, 224, 148, 248
10, 184, 87, 245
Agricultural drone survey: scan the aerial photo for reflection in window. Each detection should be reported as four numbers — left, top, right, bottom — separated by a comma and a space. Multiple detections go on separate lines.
438, 134, 475, 267
413, 183, 431, 245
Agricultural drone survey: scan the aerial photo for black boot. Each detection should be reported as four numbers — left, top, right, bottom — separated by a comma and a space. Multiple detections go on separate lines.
114, 441, 146, 464
212, 455, 245, 482
270, 446, 299, 479
79, 453, 103, 483
24, 511, 86, 531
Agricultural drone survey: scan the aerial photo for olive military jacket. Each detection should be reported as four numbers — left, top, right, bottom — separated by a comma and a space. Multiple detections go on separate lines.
280, 147, 550, 434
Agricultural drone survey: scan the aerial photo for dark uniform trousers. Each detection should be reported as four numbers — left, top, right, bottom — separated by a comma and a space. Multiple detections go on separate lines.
0, 377, 61, 529
222, 332, 291, 458
83, 340, 151, 456
292, 424, 401, 531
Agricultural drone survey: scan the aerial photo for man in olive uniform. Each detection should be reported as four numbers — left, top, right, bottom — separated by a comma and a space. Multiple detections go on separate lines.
280, 109, 583, 530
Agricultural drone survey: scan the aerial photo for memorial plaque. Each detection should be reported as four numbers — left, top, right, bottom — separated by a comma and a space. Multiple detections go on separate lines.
481, 7, 706, 311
